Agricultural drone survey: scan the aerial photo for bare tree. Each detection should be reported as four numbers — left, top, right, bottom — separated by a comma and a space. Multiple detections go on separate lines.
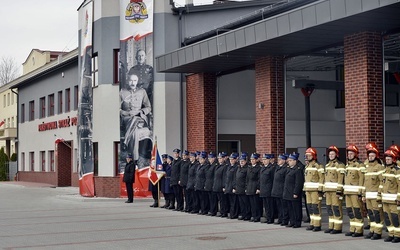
0, 56, 20, 86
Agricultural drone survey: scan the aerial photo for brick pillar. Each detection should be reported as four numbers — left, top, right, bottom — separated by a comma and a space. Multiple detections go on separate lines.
255, 56, 285, 155
344, 32, 383, 160
186, 73, 216, 152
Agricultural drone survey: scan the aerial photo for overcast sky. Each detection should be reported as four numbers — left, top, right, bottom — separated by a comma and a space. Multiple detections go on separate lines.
0, 0, 83, 75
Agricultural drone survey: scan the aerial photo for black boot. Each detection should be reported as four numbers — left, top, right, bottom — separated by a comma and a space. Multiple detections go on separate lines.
150, 200, 158, 207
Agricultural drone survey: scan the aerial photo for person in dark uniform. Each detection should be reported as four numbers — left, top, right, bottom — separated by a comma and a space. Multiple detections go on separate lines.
123, 153, 136, 203
224, 153, 239, 219
179, 150, 190, 212
234, 155, 251, 221
271, 154, 289, 225
258, 154, 276, 224
128, 49, 154, 104
247, 153, 261, 222
163, 155, 175, 209
206, 152, 218, 216
214, 152, 228, 217
170, 148, 183, 211
186, 152, 198, 213
159, 154, 169, 208
283, 154, 305, 228
195, 152, 209, 215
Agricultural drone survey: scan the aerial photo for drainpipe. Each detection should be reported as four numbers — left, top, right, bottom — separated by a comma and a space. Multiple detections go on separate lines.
178, 9, 184, 150
11, 89, 18, 176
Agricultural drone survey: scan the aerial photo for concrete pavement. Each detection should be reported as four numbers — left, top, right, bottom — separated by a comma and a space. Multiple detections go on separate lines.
0, 181, 397, 250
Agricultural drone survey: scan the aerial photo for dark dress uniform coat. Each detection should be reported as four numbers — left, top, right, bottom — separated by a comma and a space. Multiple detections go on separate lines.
170, 157, 182, 186
246, 164, 261, 195
179, 159, 190, 187
234, 165, 248, 195
213, 163, 226, 192
186, 161, 198, 190
283, 166, 304, 201
205, 162, 216, 192
224, 163, 238, 194
259, 163, 275, 198
195, 163, 208, 191
271, 164, 289, 198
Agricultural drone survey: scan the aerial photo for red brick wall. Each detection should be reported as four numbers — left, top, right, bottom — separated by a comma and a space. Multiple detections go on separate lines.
344, 32, 383, 160
94, 176, 120, 198
255, 56, 285, 155
17, 171, 57, 186
186, 73, 217, 152
57, 142, 72, 187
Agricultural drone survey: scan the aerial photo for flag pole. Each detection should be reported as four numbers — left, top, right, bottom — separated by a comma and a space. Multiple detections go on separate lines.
157, 180, 160, 206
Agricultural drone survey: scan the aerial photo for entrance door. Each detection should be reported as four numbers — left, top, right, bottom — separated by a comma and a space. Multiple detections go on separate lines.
57, 141, 72, 186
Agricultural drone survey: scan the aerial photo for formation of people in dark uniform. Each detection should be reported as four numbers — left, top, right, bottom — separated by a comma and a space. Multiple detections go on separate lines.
146, 144, 400, 243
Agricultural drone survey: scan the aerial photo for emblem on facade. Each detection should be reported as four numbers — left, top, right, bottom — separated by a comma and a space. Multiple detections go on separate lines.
125, 0, 148, 24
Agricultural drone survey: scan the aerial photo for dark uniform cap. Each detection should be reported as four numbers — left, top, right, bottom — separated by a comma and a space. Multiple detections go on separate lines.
173, 148, 181, 153
168, 155, 174, 161
229, 153, 238, 159
189, 152, 197, 157
278, 154, 287, 160
196, 151, 201, 156
208, 152, 216, 158
239, 155, 247, 161
182, 150, 189, 155
250, 153, 259, 159
263, 154, 272, 159
127, 153, 133, 159
161, 154, 168, 159
199, 152, 208, 159
288, 154, 298, 160
270, 154, 275, 158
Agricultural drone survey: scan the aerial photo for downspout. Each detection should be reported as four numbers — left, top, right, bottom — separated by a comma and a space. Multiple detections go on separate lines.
178, 9, 184, 150
11, 89, 18, 176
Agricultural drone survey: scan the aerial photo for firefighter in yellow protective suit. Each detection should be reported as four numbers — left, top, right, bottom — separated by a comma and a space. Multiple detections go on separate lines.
380, 149, 400, 243
303, 147, 325, 232
389, 145, 400, 167
362, 144, 385, 240
343, 144, 365, 237
323, 145, 345, 234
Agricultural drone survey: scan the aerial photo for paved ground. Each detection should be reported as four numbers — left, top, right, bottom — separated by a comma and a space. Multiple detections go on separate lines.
0, 181, 397, 250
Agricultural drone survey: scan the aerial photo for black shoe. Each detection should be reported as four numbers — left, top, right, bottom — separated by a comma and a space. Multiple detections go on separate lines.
253, 219, 260, 222
210, 213, 217, 217
324, 229, 333, 234
313, 227, 321, 232
274, 221, 282, 225
238, 216, 244, 220
330, 230, 342, 234
168, 206, 175, 210
392, 237, 400, 243
352, 233, 363, 237
384, 236, 394, 242
286, 224, 294, 228
364, 225, 370, 230
221, 214, 228, 218
160, 204, 167, 208
125, 200, 133, 203
149, 202, 158, 207
371, 234, 381, 240
303, 218, 311, 223
345, 232, 354, 237
244, 217, 251, 221
190, 210, 199, 214
364, 232, 374, 239
293, 225, 301, 228
306, 225, 314, 231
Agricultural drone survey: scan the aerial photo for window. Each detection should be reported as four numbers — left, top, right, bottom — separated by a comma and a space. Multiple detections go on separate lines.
65, 88, 70, 112
74, 85, 79, 110
3, 94, 5, 107
29, 101, 35, 121
11, 93, 14, 105
7, 118, 10, 128
40, 97, 46, 118
11, 117, 14, 127
7, 93, 10, 106
21, 152, 25, 171
21, 103, 25, 123
113, 49, 120, 84
92, 54, 99, 87
49, 151, 55, 172
40, 151, 46, 171
48, 94, 55, 116
58, 91, 63, 114
30, 152, 34, 171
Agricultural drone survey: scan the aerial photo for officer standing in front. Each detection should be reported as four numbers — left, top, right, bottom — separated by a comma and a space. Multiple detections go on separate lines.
258, 154, 276, 224
224, 153, 239, 219
271, 154, 289, 225
171, 149, 183, 211
179, 150, 190, 212
247, 153, 261, 222
123, 153, 135, 203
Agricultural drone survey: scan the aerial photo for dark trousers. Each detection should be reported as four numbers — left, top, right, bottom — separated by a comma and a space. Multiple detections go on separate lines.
228, 193, 239, 218
173, 185, 184, 210
151, 185, 159, 202
248, 194, 261, 220
193, 190, 201, 212
281, 199, 290, 224
275, 197, 284, 223
238, 194, 251, 219
125, 181, 134, 202
216, 192, 228, 215
186, 188, 194, 212
181, 185, 187, 210
209, 191, 218, 215
201, 191, 210, 214
262, 197, 275, 222
287, 199, 302, 227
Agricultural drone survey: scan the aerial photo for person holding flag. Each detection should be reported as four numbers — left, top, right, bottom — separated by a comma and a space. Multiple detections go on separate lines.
148, 140, 165, 208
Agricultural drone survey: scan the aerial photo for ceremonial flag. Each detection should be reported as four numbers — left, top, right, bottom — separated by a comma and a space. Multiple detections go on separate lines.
0, 120, 4, 127
148, 141, 165, 185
